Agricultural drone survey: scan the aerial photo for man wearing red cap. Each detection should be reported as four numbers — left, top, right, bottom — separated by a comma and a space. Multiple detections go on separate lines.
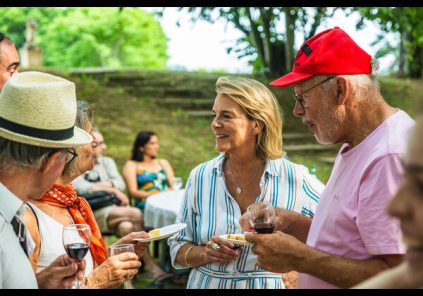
241, 27, 415, 288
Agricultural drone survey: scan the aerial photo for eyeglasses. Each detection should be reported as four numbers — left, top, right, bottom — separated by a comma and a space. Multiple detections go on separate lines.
0, 32, 4, 42
293, 76, 335, 109
65, 148, 78, 165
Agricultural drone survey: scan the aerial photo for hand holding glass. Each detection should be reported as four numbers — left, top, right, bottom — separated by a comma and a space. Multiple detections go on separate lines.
110, 244, 135, 289
247, 202, 276, 234
62, 224, 91, 289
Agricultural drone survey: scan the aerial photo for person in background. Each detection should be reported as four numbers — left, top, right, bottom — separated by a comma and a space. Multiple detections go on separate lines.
123, 131, 176, 211
123, 130, 176, 283
24, 100, 149, 289
0, 71, 88, 288
0, 32, 19, 92
73, 129, 143, 238
72, 130, 172, 282
355, 116, 423, 289
241, 26, 414, 288
168, 76, 324, 289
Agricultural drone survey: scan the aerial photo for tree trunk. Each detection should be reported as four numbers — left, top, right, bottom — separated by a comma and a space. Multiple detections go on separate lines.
406, 33, 423, 79
284, 7, 296, 73
259, 8, 273, 74
397, 30, 406, 77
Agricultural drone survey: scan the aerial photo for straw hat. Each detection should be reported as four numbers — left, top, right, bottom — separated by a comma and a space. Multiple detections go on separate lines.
0, 71, 92, 148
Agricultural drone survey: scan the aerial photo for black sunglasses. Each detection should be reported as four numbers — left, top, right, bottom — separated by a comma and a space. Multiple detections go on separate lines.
293, 76, 336, 109
65, 148, 78, 165
0, 32, 5, 42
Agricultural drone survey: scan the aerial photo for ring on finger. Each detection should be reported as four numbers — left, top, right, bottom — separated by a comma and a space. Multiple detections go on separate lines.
211, 242, 221, 251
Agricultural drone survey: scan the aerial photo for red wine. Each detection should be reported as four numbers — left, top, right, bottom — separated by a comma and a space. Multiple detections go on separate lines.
65, 243, 89, 260
253, 223, 274, 234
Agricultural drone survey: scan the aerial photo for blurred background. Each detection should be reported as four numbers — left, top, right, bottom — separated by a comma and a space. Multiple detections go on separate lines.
2, 6, 422, 288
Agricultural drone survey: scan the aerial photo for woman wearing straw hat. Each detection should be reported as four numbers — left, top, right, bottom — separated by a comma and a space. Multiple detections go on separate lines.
24, 100, 151, 289
0, 71, 92, 288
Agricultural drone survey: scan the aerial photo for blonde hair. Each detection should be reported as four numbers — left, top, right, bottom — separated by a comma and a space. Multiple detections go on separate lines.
215, 76, 284, 161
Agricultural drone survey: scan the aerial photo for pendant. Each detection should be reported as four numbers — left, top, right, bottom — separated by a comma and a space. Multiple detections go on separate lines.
236, 187, 242, 194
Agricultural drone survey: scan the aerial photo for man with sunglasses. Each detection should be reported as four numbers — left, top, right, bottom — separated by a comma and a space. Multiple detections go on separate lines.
241, 27, 415, 288
0, 71, 92, 288
0, 32, 20, 92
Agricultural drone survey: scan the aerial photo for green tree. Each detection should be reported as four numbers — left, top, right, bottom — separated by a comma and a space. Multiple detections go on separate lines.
0, 7, 66, 49
355, 7, 423, 78
167, 7, 338, 78
40, 8, 167, 69
1, 7, 168, 69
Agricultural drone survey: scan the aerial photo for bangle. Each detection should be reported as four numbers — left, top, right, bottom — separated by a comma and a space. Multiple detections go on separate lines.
184, 246, 195, 268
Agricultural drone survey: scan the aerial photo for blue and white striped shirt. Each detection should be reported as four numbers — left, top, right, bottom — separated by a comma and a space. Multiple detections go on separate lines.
169, 154, 324, 289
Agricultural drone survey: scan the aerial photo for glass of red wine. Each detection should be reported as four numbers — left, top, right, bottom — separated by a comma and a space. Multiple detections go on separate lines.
62, 224, 91, 289
247, 201, 276, 234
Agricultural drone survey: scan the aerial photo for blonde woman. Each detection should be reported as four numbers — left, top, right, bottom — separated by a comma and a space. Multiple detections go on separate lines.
168, 76, 325, 289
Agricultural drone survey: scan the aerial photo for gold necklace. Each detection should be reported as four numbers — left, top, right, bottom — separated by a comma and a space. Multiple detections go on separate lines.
226, 158, 260, 195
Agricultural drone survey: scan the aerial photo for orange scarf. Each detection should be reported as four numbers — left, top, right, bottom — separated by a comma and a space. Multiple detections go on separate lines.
40, 183, 107, 265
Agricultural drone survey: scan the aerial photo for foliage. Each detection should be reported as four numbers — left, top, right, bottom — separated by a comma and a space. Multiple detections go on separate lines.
0, 7, 168, 69
168, 7, 339, 78
0, 7, 66, 49
355, 7, 423, 78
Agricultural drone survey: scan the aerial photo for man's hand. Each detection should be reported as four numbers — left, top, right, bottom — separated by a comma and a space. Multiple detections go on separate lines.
240, 207, 312, 243
113, 231, 150, 258
245, 231, 307, 273
239, 207, 293, 233
36, 254, 86, 289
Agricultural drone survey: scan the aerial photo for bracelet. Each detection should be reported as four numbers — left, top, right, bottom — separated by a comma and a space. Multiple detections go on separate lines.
184, 246, 195, 268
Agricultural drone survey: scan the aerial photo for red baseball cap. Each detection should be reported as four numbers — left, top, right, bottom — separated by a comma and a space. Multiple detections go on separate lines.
270, 27, 372, 88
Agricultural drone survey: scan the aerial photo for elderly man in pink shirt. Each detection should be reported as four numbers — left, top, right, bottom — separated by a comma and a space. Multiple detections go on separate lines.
240, 27, 414, 288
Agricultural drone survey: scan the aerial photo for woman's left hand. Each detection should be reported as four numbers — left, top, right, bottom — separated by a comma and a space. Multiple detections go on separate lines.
86, 252, 141, 289
113, 231, 150, 258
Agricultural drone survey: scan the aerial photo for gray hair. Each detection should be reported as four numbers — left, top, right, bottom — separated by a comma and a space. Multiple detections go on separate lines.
62, 100, 94, 177
318, 59, 381, 101
0, 137, 66, 172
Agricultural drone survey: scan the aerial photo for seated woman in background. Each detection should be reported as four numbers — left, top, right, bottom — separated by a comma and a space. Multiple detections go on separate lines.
123, 131, 176, 211
24, 100, 149, 289
354, 115, 423, 289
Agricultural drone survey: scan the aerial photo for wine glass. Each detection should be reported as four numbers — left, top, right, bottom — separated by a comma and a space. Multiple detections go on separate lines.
62, 224, 91, 289
110, 244, 135, 289
173, 177, 183, 191
247, 201, 276, 234
230, 244, 243, 276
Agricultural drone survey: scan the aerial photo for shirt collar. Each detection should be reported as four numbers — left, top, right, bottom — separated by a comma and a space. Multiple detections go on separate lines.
212, 154, 280, 178
0, 182, 25, 222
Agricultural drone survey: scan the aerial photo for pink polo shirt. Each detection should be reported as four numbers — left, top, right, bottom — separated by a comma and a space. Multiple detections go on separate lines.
299, 110, 414, 289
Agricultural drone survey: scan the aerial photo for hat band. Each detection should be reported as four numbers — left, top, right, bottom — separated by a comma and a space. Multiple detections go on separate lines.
0, 116, 74, 141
